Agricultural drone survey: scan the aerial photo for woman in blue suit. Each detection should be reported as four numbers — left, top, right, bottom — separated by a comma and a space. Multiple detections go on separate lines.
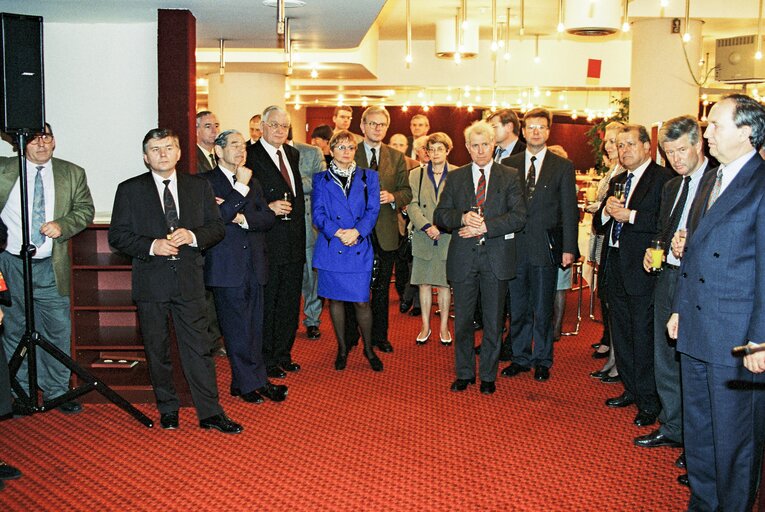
312, 130, 382, 372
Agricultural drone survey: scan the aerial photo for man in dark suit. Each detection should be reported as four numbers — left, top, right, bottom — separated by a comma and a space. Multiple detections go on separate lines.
434, 121, 526, 395
634, 116, 708, 456
667, 94, 765, 511
202, 129, 286, 404
244, 106, 305, 378
594, 124, 673, 427
487, 108, 526, 162
407, 114, 430, 160
500, 108, 578, 382
196, 111, 220, 173
109, 128, 241, 434
246, 114, 262, 148
346, 106, 412, 354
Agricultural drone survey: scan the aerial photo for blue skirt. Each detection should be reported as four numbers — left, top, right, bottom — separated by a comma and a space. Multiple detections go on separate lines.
318, 269, 372, 302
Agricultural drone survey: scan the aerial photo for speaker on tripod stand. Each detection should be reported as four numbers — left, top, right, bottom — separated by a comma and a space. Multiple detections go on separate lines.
0, 12, 151, 427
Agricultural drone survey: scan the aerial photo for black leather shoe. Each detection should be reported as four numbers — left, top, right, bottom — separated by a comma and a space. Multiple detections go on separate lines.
160, 411, 179, 430
450, 378, 476, 391
57, 400, 83, 415
634, 429, 682, 448
408, 307, 422, 317
600, 374, 621, 384
499, 342, 513, 362
199, 413, 243, 434
282, 362, 301, 372
266, 366, 286, 379
306, 326, 321, 339
0, 462, 22, 481
592, 348, 610, 359
240, 390, 265, 404
501, 363, 531, 378
480, 381, 496, 395
589, 369, 610, 379
335, 352, 347, 371
399, 300, 413, 313
675, 451, 686, 469
605, 393, 635, 408
534, 366, 550, 381
677, 473, 689, 487
374, 340, 394, 353
257, 382, 288, 402
634, 411, 658, 427
365, 352, 384, 372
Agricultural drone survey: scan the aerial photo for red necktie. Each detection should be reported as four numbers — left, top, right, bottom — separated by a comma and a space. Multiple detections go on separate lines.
277, 149, 294, 194
476, 168, 486, 208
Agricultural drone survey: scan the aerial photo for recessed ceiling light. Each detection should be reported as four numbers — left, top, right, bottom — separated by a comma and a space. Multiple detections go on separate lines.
262, 0, 306, 7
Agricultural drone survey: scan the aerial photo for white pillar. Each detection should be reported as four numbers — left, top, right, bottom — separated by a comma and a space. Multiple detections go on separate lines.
629, 19, 703, 128
207, 72, 286, 135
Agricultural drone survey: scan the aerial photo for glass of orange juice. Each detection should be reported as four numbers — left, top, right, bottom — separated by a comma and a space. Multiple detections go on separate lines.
649, 239, 665, 273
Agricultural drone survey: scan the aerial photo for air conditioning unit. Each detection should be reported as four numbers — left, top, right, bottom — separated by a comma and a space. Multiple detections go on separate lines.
715, 35, 765, 84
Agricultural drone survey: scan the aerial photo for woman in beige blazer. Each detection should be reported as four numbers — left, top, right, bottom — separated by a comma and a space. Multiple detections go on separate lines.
407, 132, 455, 345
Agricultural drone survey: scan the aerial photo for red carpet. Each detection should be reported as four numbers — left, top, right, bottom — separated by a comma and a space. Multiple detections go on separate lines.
0, 287, 690, 511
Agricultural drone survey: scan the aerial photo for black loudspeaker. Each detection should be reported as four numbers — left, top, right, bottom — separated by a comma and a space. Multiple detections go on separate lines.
0, 12, 44, 133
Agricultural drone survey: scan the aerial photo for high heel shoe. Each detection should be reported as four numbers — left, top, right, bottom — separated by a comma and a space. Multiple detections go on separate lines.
335, 352, 347, 371
416, 329, 431, 345
365, 352, 384, 372
440, 332, 452, 345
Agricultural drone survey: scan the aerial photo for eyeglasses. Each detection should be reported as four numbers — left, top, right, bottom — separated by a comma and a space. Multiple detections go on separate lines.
468, 142, 492, 151
334, 145, 357, 152
30, 133, 54, 144
526, 124, 548, 132
365, 121, 389, 129
264, 121, 291, 131
427, 146, 447, 154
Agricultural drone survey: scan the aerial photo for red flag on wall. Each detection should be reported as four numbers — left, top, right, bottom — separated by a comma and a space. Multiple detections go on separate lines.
587, 59, 602, 85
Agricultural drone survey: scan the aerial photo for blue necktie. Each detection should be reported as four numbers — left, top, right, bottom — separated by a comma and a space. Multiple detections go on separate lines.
611, 172, 633, 243
32, 165, 46, 247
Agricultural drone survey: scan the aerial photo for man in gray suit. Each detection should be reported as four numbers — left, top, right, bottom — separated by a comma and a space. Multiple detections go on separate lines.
434, 121, 525, 395
289, 133, 327, 340
196, 111, 220, 173
500, 108, 578, 382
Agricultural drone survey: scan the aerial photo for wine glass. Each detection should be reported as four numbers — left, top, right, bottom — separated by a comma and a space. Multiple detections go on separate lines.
281, 191, 293, 221
167, 222, 180, 261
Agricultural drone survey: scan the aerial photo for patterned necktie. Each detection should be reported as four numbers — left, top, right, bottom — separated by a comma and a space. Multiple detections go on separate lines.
277, 149, 294, 195
526, 156, 537, 201
163, 179, 179, 229
209, 153, 216, 167
32, 165, 46, 247
494, 146, 503, 163
611, 172, 634, 243
706, 167, 724, 211
662, 176, 691, 245
476, 168, 486, 208
370, 147, 378, 170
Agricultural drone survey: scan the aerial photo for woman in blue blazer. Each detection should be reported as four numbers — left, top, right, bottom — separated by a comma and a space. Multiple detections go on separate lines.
312, 130, 382, 371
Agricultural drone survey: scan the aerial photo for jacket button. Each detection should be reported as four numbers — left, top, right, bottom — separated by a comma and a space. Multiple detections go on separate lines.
682, 273, 688, 278
699, 278, 705, 283
338, 250, 342, 254
713, 253, 720, 258
336, 216, 341, 220
696, 305, 701, 310
356, 251, 360, 255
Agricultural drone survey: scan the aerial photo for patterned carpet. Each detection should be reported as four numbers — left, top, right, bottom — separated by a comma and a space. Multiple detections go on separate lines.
0, 287, 691, 511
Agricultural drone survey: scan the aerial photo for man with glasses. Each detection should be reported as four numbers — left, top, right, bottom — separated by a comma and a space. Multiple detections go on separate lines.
500, 108, 578, 383
245, 106, 305, 379
345, 106, 411, 354
0, 123, 95, 414
595, 124, 672, 428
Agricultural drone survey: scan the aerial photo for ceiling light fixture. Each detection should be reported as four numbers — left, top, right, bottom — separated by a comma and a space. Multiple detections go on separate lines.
534, 35, 540, 64
276, 0, 285, 35
757, 0, 763, 60
218, 39, 225, 76
284, 18, 293, 75
520, 0, 525, 36
504, 10, 511, 60
682, 0, 691, 43
491, 0, 499, 51
405, 0, 413, 66
622, 0, 630, 32
310, 66, 318, 79
557, 0, 565, 33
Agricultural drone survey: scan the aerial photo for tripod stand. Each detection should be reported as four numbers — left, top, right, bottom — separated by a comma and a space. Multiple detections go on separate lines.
5, 131, 152, 427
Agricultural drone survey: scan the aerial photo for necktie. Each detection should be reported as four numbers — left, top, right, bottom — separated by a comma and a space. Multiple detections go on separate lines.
526, 156, 537, 201
706, 167, 724, 211
370, 147, 378, 170
277, 149, 294, 195
611, 172, 634, 243
475, 168, 486, 208
661, 176, 690, 245
494, 146, 503, 163
163, 179, 179, 229
209, 153, 216, 167
31, 165, 45, 247
232, 174, 237, 186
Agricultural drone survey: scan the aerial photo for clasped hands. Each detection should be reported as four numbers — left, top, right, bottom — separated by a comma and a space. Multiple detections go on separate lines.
335, 228, 361, 247
605, 196, 631, 223
425, 225, 441, 241
154, 228, 193, 257
459, 211, 486, 238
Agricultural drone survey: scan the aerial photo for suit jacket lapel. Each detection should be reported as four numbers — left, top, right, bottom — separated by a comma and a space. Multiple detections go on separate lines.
625, 162, 655, 209
355, 145, 369, 168
51, 160, 65, 220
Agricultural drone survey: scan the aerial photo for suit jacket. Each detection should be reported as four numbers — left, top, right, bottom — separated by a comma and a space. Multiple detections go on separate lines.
196, 146, 215, 174
594, 160, 674, 295
245, 139, 306, 266
433, 163, 526, 282
408, 165, 452, 262
201, 167, 275, 287
502, 150, 578, 266
655, 162, 710, 245
293, 141, 327, 249
355, 143, 412, 251
510, 139, 526, 155
675, 153, 765, 366
108, 171, 224, 302
311, 167, 380, 273
0, 157, 94, 295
